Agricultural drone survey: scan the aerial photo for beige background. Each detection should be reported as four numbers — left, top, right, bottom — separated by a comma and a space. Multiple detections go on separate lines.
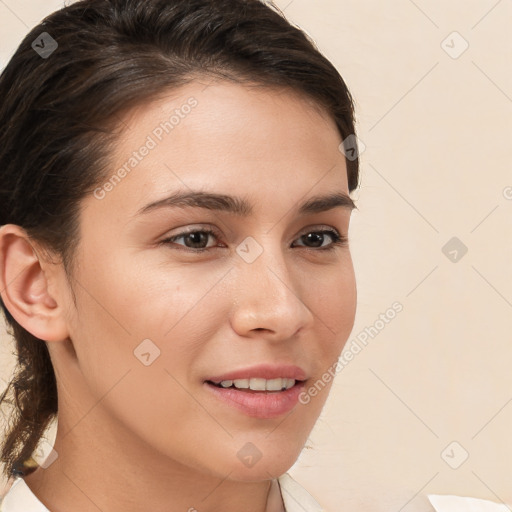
1, 1, 512, 510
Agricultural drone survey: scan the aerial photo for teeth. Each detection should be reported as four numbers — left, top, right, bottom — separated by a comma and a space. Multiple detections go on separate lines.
217, 378, 296, 391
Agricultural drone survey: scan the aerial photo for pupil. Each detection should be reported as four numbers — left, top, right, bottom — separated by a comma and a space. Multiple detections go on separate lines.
187, 232, 207, 248
305, 233, 322, 247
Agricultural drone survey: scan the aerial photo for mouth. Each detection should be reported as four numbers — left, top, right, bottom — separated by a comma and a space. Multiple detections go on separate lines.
205, 378, 305, 393
203, 378, 308, 419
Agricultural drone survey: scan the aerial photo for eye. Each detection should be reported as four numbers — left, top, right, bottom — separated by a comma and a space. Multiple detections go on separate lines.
160, 227, 221, 252
292, 229, 347, 251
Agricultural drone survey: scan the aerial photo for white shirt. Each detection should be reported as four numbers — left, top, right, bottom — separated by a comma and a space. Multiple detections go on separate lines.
0, 472, 325, 512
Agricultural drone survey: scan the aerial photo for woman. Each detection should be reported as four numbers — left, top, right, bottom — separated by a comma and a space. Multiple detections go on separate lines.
0, 0, 361, 510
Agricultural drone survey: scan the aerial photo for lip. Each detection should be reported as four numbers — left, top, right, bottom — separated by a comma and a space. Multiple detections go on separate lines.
204, 364, 308, 384
204, 379, 307, 419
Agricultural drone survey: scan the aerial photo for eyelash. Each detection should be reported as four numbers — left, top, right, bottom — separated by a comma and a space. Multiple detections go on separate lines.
160, 227, 348, 253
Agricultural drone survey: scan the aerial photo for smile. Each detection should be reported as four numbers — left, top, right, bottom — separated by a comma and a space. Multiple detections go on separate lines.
207, 377, 298, 392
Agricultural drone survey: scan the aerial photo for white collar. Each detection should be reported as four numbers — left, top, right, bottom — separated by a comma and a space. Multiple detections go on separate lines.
0, 477, 49, 512
278, 473, 325, 511
427, 494, 511, 511
0, 473, 325, 512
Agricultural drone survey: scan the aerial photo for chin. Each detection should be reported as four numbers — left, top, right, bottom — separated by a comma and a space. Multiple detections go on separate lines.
223, 449, 302, 482
224, 464, 292, 482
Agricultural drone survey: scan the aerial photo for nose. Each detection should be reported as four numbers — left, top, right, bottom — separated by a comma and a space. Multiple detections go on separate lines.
229, 239, 315, 341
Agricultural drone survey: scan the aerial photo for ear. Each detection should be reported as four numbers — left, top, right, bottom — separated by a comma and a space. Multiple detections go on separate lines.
0, 224, 70, 342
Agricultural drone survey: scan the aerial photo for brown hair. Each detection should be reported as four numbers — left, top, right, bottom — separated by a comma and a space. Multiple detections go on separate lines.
0, 0, 360, 480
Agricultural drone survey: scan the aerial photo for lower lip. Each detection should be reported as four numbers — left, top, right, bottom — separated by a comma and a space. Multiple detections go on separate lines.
204, 380, 306, 419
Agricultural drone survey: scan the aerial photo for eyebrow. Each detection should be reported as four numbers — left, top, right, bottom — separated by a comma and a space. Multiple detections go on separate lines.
136, 190, 357, 217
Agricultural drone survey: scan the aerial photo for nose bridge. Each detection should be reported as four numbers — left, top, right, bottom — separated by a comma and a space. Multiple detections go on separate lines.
238, 234, 292, 297
230, 234, 313, 335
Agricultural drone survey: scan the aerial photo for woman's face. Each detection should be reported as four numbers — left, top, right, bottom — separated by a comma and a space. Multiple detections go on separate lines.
52, 79, 357, 481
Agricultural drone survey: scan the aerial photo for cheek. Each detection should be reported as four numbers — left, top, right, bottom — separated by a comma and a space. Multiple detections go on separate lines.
70, 251, 227, 386
310, 261, 357, 354
78, 248, 205, 335
66, 256, 219, 446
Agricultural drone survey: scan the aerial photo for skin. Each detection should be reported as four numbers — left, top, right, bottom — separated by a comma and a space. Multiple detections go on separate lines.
0, 78, 357, 512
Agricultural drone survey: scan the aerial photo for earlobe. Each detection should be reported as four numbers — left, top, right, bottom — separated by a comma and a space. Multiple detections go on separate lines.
0, 224, 69, 343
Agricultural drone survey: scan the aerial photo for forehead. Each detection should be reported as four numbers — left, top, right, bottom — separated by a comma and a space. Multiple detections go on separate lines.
114, 78, 342, 158
89, 79, 350, 219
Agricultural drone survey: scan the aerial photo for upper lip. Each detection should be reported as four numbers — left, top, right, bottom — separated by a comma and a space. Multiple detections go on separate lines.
205, 364, 308, 384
